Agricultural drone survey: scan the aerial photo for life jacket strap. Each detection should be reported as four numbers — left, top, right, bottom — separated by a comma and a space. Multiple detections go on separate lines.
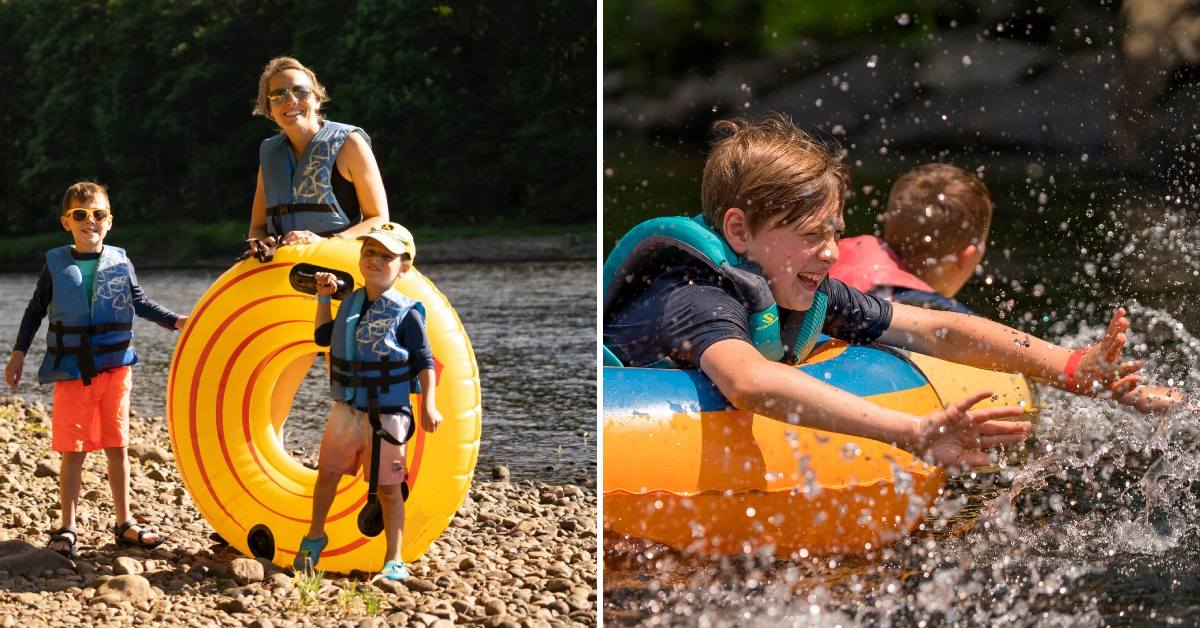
265, 204, 345, 237
48, 321, 133, 335
329, 370, 415, 389
328, 355, 411, 371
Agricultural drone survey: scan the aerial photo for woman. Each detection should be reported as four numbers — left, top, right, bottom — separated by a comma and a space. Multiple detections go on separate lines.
246, 57, 389, 259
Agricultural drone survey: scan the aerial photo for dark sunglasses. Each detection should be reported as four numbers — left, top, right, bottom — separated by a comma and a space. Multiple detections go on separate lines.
65, 208, 110, 222
267, 85, 314, 105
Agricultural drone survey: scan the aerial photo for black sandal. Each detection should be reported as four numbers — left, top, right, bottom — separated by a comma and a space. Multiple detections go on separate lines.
47, 526, 77, 559
113, 520, 166, 550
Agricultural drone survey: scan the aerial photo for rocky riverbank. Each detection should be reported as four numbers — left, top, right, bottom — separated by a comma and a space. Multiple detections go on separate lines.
0, 396, 597, 627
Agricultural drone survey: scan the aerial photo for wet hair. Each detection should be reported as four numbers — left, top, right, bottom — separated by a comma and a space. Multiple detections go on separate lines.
251, 56, 329, 118
61, 181, 109, 213
882, 163, 992, 268
701, 114, 850, 236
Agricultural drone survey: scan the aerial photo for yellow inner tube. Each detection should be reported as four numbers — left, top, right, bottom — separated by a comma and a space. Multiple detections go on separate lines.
167, 239, 481, 573
603, 340, 1037, 557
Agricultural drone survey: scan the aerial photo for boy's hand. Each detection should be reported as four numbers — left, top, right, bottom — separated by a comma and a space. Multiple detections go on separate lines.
1068, 307, 1142, 393
174, 315, 188, 330
1109, 376, 1185, 415
421, 406, 443, 433
4, 351, 24, 390
314, 272, 338, 297
914, 390, 1029, 468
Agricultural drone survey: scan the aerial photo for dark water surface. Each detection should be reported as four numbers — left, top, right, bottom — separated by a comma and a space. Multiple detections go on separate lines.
0, 260, 596, 487
604, 140, 1200, 624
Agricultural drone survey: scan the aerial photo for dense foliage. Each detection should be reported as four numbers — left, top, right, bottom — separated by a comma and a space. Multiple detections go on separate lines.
0, 0, 595, 236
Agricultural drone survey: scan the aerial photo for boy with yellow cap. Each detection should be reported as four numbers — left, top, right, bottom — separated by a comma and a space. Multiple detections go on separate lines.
296, 222, 442, 582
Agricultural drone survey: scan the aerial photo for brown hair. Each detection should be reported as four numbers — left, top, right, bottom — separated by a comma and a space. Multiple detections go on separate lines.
701, 114, 850, 236
882, 163, 992, 267
252, 56, 329, 118
61, 181, 109, 213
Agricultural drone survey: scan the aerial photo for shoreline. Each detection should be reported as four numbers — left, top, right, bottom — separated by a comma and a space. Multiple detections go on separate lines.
0, 395, 597, 626
0, 233, 596, 274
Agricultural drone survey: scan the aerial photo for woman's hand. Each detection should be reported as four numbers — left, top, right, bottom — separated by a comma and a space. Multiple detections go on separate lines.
280, 230, 321, 246
914, 390, 1029, 468
1067, 307, 1143, 393
4, 351, 24, 390
314, 272, 338, 297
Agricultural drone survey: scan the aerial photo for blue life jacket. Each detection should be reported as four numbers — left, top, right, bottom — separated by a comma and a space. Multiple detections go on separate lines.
602, 215, 827, 367
259, 120, 369, 237
329, 287, 425, 412
38, 246, 137, 385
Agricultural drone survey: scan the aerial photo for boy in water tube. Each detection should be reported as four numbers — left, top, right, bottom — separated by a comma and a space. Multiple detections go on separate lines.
831, 162, 1182, 410
829, 163, 988, 314
3, 181, 187, 558
296, 222, 442, 582
604, 114, 1179, 469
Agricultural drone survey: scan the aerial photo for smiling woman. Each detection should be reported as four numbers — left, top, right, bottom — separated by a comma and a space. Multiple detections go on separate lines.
245, 56, 391, 260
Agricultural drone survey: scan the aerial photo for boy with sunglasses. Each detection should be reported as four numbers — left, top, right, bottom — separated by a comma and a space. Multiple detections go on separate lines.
4, 181, 188, 558
294, 222, 442, 582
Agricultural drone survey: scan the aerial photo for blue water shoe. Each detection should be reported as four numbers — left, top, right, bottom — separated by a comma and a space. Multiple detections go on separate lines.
377, 560, 410, 581
293, 534, 329, 570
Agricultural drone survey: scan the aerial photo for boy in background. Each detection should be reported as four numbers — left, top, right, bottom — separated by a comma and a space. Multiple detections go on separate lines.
830, 163, 987, 314
4, 181, 187, 557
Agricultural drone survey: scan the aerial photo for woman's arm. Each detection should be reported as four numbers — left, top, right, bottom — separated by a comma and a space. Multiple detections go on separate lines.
249, 167, 269, 240
336, 132, 389, 238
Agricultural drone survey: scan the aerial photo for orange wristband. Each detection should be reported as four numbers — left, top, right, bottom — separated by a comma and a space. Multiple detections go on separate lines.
1063, 347, 1087, 390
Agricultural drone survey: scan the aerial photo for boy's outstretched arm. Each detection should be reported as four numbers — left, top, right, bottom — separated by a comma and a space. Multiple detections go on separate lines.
879, 303, 1181, 412
699, 339, 1029, 467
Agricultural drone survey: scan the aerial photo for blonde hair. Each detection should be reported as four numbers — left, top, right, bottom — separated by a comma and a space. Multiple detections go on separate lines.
701, 114, 850, 236
61, 181, 109, 213
252, 56, 329, 118
883, 163, 992, 267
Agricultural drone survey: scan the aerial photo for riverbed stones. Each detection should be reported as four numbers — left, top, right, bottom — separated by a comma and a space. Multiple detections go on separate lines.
0, 396, 597, 626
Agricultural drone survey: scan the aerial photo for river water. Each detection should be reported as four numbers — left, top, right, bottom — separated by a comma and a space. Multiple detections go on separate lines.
0, 260, 596, 487
603, 142, 1200, 624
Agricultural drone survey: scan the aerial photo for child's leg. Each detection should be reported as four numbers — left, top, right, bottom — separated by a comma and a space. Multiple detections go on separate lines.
58, 452, 87, 529
305, 469, 342, 540
308, 402, 363, 540
105, 446, 130, 523
378, 482, 405, 563
373, 410, 412, 563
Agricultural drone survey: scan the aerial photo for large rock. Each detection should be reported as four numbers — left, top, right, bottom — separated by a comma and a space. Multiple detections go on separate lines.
113, 556, 143, 575
95, 574, 153, 604
0, 540, 73, 576
229, 558, 264, 584
128, 444, 171, 464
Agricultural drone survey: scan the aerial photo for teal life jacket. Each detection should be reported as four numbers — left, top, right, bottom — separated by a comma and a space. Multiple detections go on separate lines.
260, 120, 368, 237
329, 287, 425, 412
38, 246, 138, 385
602, 215, 828, 366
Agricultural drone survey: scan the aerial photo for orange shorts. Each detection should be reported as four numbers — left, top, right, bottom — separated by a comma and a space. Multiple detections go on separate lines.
51, 366, 132, 453
317, 401, 411, 486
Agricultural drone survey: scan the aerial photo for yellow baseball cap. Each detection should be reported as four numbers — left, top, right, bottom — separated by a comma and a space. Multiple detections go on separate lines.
357, 223, 416, 260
